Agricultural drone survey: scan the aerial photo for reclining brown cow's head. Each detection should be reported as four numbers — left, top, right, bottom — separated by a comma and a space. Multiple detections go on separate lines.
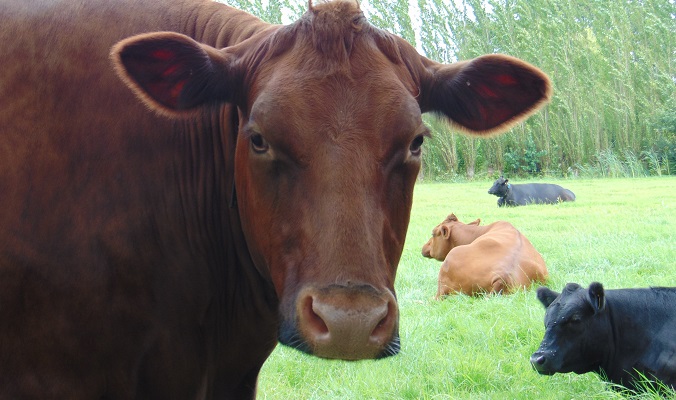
421, 214, 481, 261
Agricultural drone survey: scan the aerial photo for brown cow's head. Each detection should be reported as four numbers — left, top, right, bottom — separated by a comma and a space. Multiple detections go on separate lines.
421, 214, 480, 260
111, 0, 550, 360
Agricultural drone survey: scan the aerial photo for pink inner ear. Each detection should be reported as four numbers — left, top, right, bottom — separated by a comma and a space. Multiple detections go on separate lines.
150, 49, 175, 61
169, 80, 186, 102
125, 46, 192, 109
162, 64, 180, 78
115, 32, 230, 113
494, 74, 518, 85
475, 84, 498, 99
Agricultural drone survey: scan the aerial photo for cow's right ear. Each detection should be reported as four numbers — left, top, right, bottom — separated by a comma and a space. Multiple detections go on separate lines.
469, 218, 481, 226
587, 282, 606, 313
504, 179, 509, 185
536, 286, 559, 308
111, 32, 240, 117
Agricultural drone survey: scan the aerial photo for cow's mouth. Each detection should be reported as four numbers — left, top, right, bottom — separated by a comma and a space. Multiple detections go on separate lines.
278, 322, 400, 360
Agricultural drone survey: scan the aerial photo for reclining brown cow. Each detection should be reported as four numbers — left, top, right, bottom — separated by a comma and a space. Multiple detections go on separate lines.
422, 214, 548, 298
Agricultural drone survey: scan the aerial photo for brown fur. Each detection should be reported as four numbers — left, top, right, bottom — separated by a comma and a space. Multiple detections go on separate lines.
422, 214, 548, 297
1, 0, 550, 397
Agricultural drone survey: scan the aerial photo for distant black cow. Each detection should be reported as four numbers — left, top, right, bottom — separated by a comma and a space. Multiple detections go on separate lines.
530, 282, 676, 392
488, 177, 575, 207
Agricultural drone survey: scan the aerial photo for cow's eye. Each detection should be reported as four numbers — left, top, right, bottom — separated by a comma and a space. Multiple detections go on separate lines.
250, 134, 270, 154
409, 135, 424, 156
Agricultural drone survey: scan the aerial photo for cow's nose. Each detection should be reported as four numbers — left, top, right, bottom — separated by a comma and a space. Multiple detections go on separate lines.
529, 352, 555, 375
530, 353, 546, 366
296, 284, 399, 360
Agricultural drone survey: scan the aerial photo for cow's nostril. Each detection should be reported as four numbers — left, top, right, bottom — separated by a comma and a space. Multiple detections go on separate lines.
301, 295, 329, 338
369, 298, 396, 346
534, 355, 545, 365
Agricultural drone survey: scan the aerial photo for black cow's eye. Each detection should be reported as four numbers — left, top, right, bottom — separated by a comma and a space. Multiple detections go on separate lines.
410, 135, 424, 156
250, 134, 269, 154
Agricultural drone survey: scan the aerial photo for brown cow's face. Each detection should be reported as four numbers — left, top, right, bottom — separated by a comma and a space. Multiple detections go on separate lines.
111, 0, 550, 361
422, 224, 453, 262
422, 216, 480, 261
234, 56, 425, 359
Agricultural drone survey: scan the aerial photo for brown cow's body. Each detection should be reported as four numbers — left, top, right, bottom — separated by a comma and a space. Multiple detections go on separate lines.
1, 0, 550, 397
422, 215, 548, 297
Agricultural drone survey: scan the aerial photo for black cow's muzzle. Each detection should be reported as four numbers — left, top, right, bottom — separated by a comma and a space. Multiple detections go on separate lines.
529, 352, 555, 375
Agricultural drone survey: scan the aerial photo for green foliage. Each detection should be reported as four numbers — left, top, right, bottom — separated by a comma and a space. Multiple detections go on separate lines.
504, 136, 547, 176
412, 0, 676, 179
363, 0, 416, 45
258, 177, 676, 399
223, 0, 303, 23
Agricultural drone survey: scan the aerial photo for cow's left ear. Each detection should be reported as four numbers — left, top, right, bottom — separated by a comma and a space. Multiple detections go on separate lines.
587, 282, 606, 313
440, 225, 451, 239
536, 286, 559, 308
111, 32, 240, 117
419, 54, 552, 135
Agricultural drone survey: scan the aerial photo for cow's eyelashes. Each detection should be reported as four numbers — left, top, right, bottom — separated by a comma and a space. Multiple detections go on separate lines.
250, 133, 270, 154
409, 135, 424, 156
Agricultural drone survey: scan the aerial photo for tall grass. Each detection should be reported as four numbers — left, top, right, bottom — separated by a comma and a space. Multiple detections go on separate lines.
573, 149, 663, 178
258, 177, 676, 399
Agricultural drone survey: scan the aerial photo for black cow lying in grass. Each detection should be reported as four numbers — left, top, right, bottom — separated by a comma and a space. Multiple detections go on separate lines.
488, 177, 575, 207
530, 282, 676, 393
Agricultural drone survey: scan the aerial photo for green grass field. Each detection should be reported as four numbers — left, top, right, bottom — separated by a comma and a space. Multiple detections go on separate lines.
257, 177, 676, 399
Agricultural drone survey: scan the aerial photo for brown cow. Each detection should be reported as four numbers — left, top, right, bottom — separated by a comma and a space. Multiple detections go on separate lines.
422, 214, 548, 297
0, 0, 551, 397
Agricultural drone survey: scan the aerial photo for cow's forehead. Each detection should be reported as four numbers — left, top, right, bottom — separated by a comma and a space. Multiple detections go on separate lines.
241, 2, 423, 139
545, 289, 589, 319
248, 70, 423, 144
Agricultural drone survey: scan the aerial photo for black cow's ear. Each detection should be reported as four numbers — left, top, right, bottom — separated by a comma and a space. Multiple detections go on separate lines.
536, 286, 559, 308
587, 282, 606, 313
504, 179, 509, 184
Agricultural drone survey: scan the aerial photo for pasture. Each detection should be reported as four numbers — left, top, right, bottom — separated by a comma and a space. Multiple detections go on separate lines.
258, 177, 675, 399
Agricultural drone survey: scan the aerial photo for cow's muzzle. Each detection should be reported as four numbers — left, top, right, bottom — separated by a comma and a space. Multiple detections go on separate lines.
529, 351, 556, 375
279, 284, 399, 360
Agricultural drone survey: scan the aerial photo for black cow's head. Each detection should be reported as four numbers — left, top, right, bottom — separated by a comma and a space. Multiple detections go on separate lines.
530, 282, 609, 376
487, 176, 509, 197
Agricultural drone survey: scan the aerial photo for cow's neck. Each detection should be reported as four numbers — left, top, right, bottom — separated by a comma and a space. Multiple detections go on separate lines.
188, 0, 276, 49
598, 290, 670, 384
501, 185, 512, 200
451, 224, 494, 247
